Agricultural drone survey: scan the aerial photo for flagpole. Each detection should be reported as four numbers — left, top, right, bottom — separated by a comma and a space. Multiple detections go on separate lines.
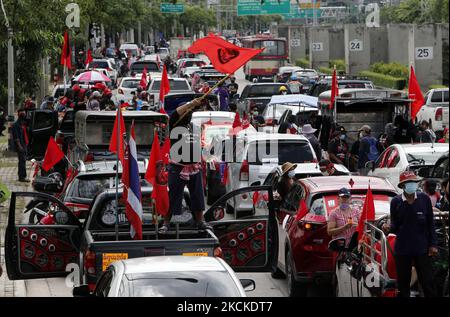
115, 108, 121, 242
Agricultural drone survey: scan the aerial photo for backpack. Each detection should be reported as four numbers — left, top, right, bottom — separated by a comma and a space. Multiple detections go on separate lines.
366, 137, 380, 161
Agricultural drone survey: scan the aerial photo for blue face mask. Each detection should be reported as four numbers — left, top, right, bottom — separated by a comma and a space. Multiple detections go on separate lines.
404, 182, 418, 195
340, 203, 350, 210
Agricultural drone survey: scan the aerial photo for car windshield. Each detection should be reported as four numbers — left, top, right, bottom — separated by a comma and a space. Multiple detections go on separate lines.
263, 105, 306, 120
151, 80, 190, 91
204, 126, 232, 145
89, 61, 109, 69
67, 178, 111, 199
122, 80, 140, 89
248, 85, 289, 97
126, 271, 240, 297
247, 141, 315, 165
184, 60, 205, 68
131, 62, 160, 73
406, 151, 445, 165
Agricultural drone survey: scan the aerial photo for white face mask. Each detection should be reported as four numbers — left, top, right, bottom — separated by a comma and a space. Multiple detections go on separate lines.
288, 170, 296, 178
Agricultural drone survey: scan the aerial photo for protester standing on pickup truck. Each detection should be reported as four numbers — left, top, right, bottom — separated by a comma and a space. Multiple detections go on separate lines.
159, 99, 211, 234
12, 108, 30, 183
327, 126, 349, 167
419, 120, 437, 143
388, 171, 438, 297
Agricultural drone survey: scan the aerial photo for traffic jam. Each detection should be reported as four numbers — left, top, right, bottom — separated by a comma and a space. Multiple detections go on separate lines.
2, 32, 449, 299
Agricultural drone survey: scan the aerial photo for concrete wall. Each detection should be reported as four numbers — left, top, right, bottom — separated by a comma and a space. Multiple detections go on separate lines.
369, 26, 388, 64
387, 24, 411, 66
344, 24, 371, 75
329, 28, 345, 61
309, 27, 332, 69
288, 26, 307, 64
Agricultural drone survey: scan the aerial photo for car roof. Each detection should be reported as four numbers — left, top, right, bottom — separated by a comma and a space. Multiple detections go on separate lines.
301, 176, 397, 193
120, 256, 227, 274
77, 160, 147, 176
192, 111, 236, 119
244, 132, 309, 142
247, 83, 287, 87
398, 143, 449, 153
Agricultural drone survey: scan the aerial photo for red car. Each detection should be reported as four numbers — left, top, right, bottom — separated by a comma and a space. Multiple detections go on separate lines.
270, 175, 398, 297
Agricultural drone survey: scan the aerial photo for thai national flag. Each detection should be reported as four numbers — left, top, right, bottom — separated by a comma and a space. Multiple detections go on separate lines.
123, 121, 143, 240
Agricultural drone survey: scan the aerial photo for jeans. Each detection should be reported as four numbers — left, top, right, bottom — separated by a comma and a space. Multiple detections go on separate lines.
395, 254, 436, 297
17, 150, 27, 180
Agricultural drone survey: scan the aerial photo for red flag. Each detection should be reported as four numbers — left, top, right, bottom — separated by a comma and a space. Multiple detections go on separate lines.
242, 113, 250, 129
139, 67, 148, 89
145, 133, 169, 216
330, 66, 339, 110
159, 65, 171, 112
357, 186, 376, 241
252, 191, 260, 205
188, 34, 264, 75
161, 137, 171, 165
109, 109, 126, 164
232, 112, 242, 129
85, 49, 93, 67
408, 66, 425, 122
60, 31, 72, 69
42, 137, 65, 172
295, 200, 309, 221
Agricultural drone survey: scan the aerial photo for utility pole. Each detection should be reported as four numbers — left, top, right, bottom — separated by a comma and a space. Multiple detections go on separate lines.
312, 0, 318, 27
1, 0, 14, 120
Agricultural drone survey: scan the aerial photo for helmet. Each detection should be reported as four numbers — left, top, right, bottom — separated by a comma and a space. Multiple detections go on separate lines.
290, 74, 298, 81
279, 86, 288, 92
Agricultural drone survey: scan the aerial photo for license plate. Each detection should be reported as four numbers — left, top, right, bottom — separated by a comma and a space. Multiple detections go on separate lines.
102, 253, 129, 271
182, 252, 208, 257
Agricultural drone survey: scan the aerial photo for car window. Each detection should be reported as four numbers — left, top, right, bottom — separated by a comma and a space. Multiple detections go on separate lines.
387, 149, 400, 168
89, 61, 109, 69
376, 148, 391, 168
151, 80, 190, 91
128, 271, 241, 297
309, 197, 325, 216
432, 157, 449, 179
33, 112, 53, 130
443, 90, 449, 102
247, 141, 315, 165
431, 91, 443, 103
122, 80, 140, 89
95, 269, 114, 297
131, 62, 160, 73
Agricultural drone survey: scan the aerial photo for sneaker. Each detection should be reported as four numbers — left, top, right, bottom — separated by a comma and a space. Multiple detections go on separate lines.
158, 224, 170, 234
197, 221, 213, 231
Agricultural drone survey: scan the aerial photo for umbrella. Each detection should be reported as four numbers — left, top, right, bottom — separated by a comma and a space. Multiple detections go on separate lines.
74, 71, 111, 83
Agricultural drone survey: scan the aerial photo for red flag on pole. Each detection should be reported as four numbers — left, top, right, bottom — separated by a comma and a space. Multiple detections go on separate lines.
356, 186, 376, 241
139, 67, 148, 89
85, 49, 93, 67
232, 112, 242, 129
161, 137, 171, 165
295, 200, 309, 222
159, 65, 171, 114
60, 31, 72, 70
188, 34, 264, 75
109, 109, 126, 164
330, 66, 339, 110
145, 133, 170, 216
242, 112, 250, 129
408, 66, 425, 122
42, 137, 65, 172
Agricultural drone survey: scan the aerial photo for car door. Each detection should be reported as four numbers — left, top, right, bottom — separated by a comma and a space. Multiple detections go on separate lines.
205, 185, 277, 273
28, 110, 58, 159
5, 192, 82, 280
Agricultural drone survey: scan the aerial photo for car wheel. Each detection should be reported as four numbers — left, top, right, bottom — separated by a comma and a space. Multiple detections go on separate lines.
286, 249, 307, 297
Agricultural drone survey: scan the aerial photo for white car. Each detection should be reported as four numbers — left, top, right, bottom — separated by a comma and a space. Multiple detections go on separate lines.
262, 104, 319, 127
52, 84, 71, 99
368, 143, 449, 189
416, 88, 449, 131
215, 133, 318, 212
130, 61, 162, 81
119, 43, 140, 58
73, 256, 254, 297
182, 66, 201, 79
148, 78, 192, 107
86, 59, 118, 84
116, 77, 142, 102
191, 111, 237, 128
157, 47, 170, 60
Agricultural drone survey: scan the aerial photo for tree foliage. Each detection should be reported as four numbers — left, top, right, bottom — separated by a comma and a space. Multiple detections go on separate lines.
381, 0, 449, 24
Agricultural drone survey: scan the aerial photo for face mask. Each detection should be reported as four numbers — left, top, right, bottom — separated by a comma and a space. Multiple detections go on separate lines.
340, 203, 350, 210
321, 170, 329, 176
404, 182, 418, 195
340, 135, 346, 141
288, 171, 296, 178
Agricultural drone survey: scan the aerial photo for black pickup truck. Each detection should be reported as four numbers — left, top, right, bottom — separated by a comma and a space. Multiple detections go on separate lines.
5, 185, 277, 289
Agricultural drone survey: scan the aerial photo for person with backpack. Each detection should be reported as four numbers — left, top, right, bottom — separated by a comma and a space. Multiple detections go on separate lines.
358, 125, 379, 176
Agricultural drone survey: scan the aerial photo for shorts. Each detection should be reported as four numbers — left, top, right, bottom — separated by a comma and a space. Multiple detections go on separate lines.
168, 164, 205, 215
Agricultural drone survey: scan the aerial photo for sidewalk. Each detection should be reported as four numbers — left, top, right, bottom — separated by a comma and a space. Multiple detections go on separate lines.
0, 136, 31, 297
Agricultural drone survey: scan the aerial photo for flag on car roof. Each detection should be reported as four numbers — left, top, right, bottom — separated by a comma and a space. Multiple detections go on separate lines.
85, 49, 93, 67
145, 132, 170, 216
357, 185, 376, 241
188, 34, 264, 75
122, 122, 143, 240
42, 137, 65, 172
109, 109, 126, 164
60, 30, 72, 70
330, 65, 339, 110
139, 67, 148, 90
159, 65, 171, 114
408, 66, 425, 122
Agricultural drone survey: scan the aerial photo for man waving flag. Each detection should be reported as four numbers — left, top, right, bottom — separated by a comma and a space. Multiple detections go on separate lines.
122, 122, 143, 240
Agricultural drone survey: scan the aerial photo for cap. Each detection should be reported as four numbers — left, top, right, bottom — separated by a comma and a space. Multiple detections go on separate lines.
279, 86, 288, 92
338, 187, 351, 198
398, 171, 422, 189
359, 125, 372, 134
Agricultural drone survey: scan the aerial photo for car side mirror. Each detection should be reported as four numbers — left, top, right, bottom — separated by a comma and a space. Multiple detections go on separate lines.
417, 167, 430, 178
365, 161, 375, 172
240, 279, 256, 292
73, 285, 93, 297
328, 238, 347, 253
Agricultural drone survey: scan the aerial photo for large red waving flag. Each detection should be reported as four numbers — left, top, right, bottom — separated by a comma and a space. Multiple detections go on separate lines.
159, 65, 171, 113
60, 31, 72, 69
109, 109, 126, 164
85, 49, 93, 67
357, 186, 376, 241
330, 66, 339, 110
408, 66, 425, 122
188, 34, 264, 75
42, 137, 65, 172
145, 133, 170, 216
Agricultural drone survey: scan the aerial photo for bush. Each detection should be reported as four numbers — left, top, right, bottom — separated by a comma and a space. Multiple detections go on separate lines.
328, 59, 346, 71
370, 62, 409, 79
359, 71, 407, 90
319, 67, 334, 75
296, 58, 310, 68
